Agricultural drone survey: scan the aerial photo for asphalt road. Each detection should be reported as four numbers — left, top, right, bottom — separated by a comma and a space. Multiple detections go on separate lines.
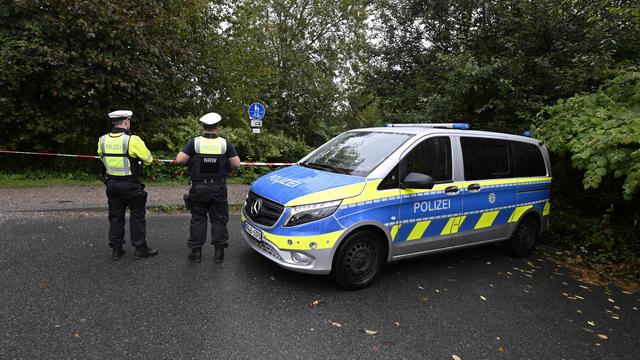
1, 212, 639, 360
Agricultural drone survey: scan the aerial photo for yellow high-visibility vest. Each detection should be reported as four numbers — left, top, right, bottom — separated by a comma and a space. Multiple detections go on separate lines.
194, 136, 227, 155
99, 134, 133, 176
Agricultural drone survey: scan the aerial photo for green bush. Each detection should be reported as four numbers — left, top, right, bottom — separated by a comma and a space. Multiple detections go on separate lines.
535, 71, 640, 200
222, 126, 312, 162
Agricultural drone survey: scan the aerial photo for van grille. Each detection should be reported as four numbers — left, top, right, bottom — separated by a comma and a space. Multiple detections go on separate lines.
251, 237, 283, 261
245, 191, 284, 227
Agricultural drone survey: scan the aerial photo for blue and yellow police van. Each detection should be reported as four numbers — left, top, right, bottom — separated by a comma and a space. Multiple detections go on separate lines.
241, 123, 551, 289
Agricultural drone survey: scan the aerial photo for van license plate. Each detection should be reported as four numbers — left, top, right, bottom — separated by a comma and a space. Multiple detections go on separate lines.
244, 222, 262, 242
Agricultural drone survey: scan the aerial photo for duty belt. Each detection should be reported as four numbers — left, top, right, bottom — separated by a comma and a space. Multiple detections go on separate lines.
191, 178, 225, 185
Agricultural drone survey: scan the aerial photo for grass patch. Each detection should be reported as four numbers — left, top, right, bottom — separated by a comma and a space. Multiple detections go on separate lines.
0, 173, 104, 187
148, 203, 244, 214
0, 172, 249, 188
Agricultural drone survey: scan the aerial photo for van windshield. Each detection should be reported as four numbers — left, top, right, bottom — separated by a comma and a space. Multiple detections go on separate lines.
300, 131, 413, 177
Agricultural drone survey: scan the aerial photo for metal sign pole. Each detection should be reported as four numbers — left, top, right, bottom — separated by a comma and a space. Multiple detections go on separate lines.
248, 102, 266, 163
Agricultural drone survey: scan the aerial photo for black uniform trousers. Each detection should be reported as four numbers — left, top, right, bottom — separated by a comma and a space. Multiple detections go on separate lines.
188, 183, 229, 249
106, 179, 148, 249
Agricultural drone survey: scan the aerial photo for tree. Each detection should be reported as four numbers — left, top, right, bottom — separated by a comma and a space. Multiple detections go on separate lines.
368, 0, 640, 131
0, 0, 217, 154
209, 0, 370, 146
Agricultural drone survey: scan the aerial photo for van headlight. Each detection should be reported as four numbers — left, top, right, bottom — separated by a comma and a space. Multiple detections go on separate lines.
284, 200, 342, 227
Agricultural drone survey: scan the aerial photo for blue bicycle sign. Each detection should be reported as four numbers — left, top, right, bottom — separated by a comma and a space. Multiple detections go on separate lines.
248, 102, 266, 120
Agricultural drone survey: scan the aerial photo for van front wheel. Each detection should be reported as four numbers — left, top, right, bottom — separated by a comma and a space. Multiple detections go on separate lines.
332, 231, 383, 290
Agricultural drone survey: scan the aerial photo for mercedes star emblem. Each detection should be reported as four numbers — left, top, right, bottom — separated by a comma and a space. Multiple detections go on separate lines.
251, 198, 263, 217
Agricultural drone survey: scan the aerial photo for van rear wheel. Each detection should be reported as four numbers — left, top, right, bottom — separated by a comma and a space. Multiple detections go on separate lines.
505, 215, 539, 257
332, 231, 383, 290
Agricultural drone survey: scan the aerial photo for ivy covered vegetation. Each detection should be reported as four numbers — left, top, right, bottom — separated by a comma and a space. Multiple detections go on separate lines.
1, 0, 639, 275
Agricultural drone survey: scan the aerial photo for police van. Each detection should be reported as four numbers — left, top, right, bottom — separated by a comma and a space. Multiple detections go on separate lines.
241, 124, 551, 289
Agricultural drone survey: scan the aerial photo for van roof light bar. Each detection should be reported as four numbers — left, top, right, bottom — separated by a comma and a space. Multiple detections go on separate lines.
385, 123, 471, 130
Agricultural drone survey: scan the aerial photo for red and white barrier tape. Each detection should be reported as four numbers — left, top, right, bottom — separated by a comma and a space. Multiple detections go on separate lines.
0, 150, 294, 167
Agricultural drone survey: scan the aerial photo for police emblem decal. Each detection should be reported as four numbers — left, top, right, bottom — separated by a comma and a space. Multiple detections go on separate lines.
488, 192, 496, 204
251, 198, 263, 217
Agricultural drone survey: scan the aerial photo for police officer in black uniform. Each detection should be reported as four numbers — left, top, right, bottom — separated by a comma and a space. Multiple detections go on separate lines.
176, 112, 241, 263
98, 110, 159, 260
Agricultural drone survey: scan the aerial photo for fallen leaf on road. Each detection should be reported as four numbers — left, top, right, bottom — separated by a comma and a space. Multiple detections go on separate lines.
480, 295, 487, 301
596, 334, 608, 340
498, 346, 505, 353
452, 355, 461, 360
72, 332, 80, 338
329, 320, 342, 328
393, 321, 400, 327
309, 300, 320, 308
364, 329, 378, 335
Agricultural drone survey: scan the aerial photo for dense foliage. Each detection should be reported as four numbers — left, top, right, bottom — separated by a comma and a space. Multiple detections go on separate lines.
212, 0, 370, 145
0, 0, 216, 154
536, 71, 640, 200
368, 0, 640, 131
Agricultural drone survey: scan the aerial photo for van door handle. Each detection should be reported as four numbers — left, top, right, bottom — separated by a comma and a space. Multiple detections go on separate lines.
467, 183, 481, 192
444, 186, 459, 194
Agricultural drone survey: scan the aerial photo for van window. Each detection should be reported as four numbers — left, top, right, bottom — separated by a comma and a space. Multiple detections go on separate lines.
404, 137, 452, 182
511, 141, 547, 177
378, 164, 399, 190
461, 137, 512, 180
301, 131, 413, 177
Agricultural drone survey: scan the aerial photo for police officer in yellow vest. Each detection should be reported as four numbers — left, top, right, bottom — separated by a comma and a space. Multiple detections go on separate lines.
98, 110, 158, 260
176, 112, 241, 263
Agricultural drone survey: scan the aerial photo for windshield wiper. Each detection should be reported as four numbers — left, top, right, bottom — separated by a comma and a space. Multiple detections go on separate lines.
302, 162, 346, 174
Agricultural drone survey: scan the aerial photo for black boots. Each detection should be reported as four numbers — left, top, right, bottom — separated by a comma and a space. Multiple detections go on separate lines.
189, 247, 223, 263
134, 246, 159, 259
111, 246, 124, 260
188, 247, 202, 263
214, 247, 224, 263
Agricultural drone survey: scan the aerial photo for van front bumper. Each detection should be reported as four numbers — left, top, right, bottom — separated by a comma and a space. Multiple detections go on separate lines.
240, 221, 334, 275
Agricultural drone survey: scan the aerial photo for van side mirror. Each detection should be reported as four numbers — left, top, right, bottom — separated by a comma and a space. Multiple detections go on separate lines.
401, 172, 434, 189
